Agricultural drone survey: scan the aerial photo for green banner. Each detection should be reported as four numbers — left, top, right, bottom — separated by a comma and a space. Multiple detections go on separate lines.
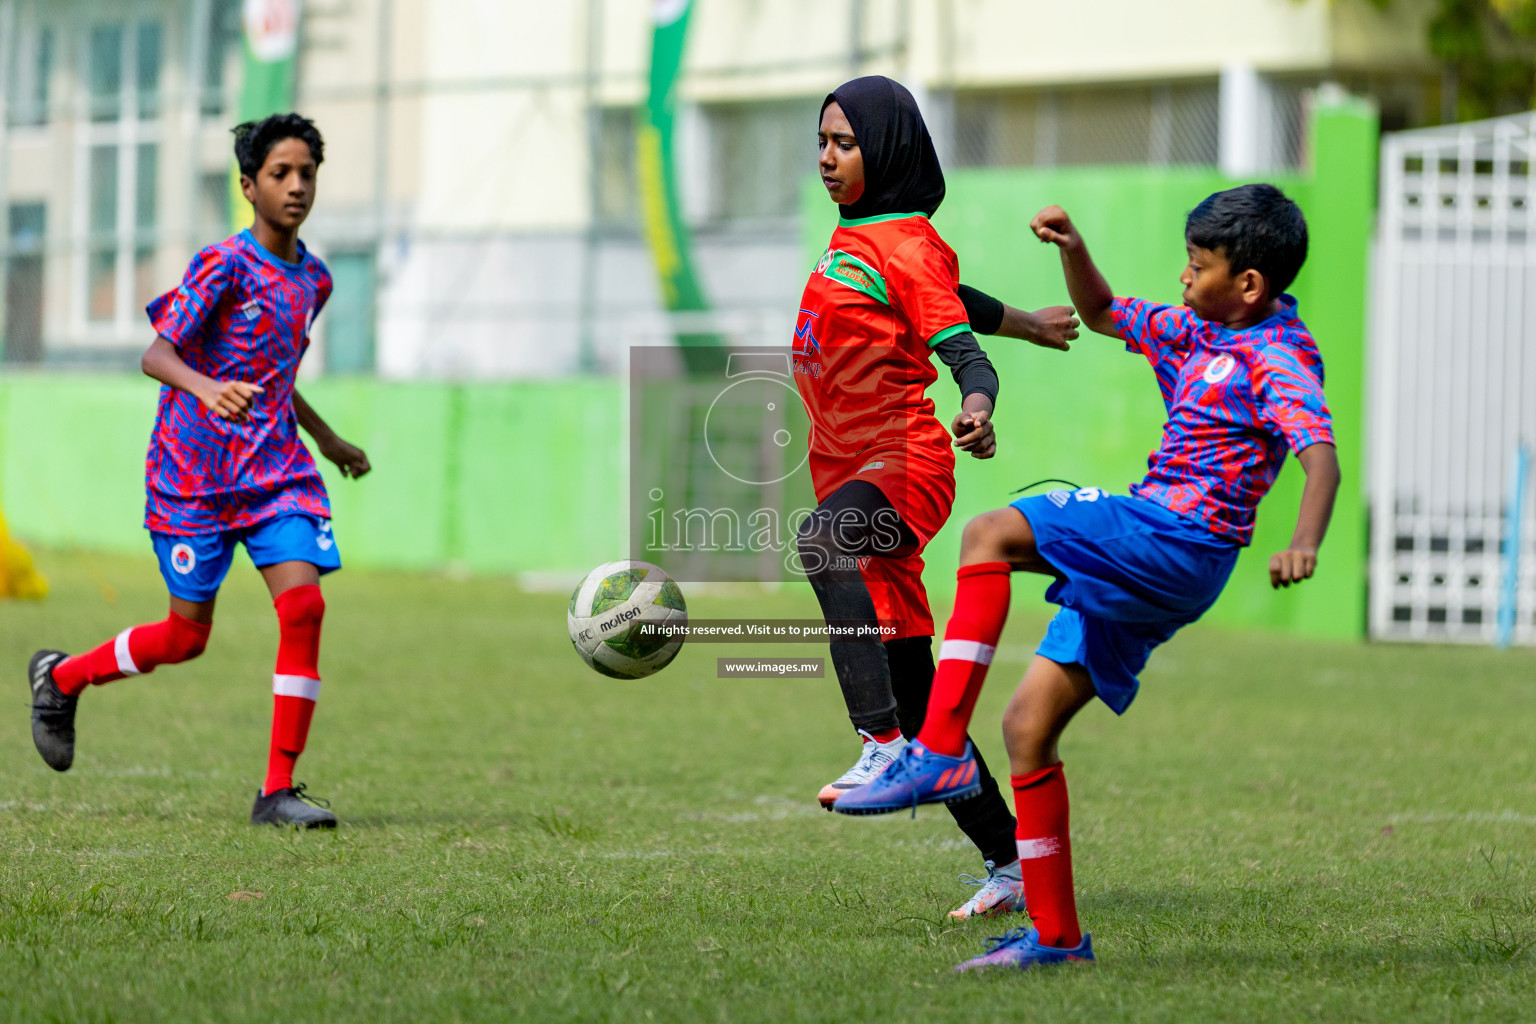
638, 0, 719, 361
230, 0, 303, 231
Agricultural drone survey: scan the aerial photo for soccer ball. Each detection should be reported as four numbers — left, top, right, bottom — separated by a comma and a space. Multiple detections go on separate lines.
567, 560, 687, 679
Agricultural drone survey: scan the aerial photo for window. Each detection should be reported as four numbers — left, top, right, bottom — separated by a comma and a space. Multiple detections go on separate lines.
708, 100, 817, 222
197, 171, 233, 244
134, 145, 159, 309
136, 22, 162, 121
88, 146, 119, 322
955, 81, 1220, 169
79, 20, 164, 329
4, 204, 46, 364
87, 21, 162, 123
203, 0, 243, 116
8, 26, 53, 127
89, 25, 124, 123
595, 107, 638, 228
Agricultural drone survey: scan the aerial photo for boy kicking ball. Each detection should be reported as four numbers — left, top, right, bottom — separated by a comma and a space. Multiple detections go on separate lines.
26, 113, 368, 829
833, 184, 1341, 971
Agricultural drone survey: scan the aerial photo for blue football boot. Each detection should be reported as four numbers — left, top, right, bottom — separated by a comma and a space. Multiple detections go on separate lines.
954, 926, 1095, 972
831, 740, 983, 815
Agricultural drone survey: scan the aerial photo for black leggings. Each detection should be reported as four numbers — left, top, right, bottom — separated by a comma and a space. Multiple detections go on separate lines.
799, 482, 1017, 866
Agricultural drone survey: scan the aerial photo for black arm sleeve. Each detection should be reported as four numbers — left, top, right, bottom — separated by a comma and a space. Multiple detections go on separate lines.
932, 331, 998, 407
957, 283, 1005, 336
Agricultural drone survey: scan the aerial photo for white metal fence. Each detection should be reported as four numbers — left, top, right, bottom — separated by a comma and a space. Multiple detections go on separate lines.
1369, 111, 1536, 643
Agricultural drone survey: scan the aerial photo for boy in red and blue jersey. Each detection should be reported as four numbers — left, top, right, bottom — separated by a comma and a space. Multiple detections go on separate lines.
833, 184, 1342, 970
27, 113, 369, 829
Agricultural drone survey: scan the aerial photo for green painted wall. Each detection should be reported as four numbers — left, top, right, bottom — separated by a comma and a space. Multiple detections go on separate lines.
0, 376, 626, 578
802, 99, 1376, 639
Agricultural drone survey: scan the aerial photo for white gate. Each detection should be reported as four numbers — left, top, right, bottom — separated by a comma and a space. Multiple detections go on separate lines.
1370, 112, 1536, 643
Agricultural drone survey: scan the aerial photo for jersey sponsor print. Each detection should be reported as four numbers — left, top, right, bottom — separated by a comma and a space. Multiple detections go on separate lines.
144, 230, 333, 536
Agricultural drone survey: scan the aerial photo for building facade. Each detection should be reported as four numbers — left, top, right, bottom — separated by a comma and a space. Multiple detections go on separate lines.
0, 0, 1440, 377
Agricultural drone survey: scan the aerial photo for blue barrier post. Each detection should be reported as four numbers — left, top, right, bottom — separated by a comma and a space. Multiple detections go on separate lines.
1496, 444, 1530, 649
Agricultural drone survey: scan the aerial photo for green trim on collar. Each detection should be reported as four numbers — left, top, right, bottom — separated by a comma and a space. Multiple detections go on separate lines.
816, 248, 889, 305
837, 211, 928, 227
926, 322, 973, 349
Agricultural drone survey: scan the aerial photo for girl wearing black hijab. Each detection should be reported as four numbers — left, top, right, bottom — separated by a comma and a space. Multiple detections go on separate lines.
794, 75, 1028, 918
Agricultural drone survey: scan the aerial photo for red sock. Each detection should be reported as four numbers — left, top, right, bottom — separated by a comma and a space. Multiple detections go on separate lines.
1012, 763, 1082, 948
914, 562, 1011, 756
53, 612, 212, 696
265, 585, 325, 796
867, 727, 902, 744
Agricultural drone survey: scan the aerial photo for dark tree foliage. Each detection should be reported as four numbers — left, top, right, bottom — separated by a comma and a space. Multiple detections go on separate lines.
1425, 0, 1536, 119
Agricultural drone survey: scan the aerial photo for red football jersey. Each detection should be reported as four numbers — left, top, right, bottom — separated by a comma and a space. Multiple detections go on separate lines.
793, 211, 972, 639
792, 211, 971, 547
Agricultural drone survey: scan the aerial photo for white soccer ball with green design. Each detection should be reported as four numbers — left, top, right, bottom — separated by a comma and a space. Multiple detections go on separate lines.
567, 560, 687, 679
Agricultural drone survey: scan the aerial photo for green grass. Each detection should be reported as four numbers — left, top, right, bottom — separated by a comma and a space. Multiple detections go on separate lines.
1, 549, 1534, 1023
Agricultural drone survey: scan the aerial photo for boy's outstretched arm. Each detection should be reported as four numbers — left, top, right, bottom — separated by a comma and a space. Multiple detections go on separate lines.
1029, 206, 1116, 337
294, 391, 371, 479
1270, 442, 1339, 589
142, 336, 263, 423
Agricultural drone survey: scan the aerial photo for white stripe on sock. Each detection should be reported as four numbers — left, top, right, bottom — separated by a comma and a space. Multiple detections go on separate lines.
1017, 836, 1063, 860
114, 627, 142, 676
939, 639, 996, 666
273, 674, 320, 701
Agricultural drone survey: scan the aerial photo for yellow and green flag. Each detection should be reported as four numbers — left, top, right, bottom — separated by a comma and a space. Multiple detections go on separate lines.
638, 0, 720, 363
230, 0, 304, 230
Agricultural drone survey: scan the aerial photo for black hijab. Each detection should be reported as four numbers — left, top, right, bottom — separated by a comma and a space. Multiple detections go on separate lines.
821, 76, 945, 220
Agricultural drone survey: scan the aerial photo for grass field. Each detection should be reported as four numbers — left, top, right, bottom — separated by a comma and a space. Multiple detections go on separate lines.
1, 548, 1533, 1022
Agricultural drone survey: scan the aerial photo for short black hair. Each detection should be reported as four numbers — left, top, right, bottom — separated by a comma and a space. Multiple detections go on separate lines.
232, 113, 324, 179
1185, 184, 1308, 297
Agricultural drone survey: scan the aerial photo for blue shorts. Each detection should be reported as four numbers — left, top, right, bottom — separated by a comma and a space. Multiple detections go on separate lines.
151, 513, 341, 603
1011, 488, 1239, 714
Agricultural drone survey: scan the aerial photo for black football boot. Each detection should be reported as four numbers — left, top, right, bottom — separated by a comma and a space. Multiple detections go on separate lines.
250, 783, 337, 829
27, 650, 77, 772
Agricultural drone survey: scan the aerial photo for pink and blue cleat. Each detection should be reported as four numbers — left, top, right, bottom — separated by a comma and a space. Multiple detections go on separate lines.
831, 740, 982, 815
954, 926, 1095, 972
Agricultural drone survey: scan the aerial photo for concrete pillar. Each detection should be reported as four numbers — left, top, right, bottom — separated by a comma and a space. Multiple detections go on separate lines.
1220, 62, 1268, 177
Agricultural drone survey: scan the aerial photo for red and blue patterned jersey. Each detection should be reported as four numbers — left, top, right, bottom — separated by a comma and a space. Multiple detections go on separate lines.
143, 230, 332, 536
1111, 294, 1333, 546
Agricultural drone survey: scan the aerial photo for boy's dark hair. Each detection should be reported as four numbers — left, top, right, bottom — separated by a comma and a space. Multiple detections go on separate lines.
232, 113, 324, 179
1185, 184, 1308, 297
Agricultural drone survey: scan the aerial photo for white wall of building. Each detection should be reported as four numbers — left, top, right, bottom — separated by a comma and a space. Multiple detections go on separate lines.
0, 0, 1438, 376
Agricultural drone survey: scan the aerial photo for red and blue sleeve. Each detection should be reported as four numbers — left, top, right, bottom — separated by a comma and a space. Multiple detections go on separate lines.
146, 247, 231, 354
1110, 296, 1198, 364
1254, 343, 1334, 453
1111, 297, 1198, 406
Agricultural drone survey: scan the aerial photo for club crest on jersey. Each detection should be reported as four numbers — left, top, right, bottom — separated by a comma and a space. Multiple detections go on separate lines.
240, 299, 261, 321
815, 249, 834, 274
170, 543, 197, 575
1203, 354, 1237, 384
